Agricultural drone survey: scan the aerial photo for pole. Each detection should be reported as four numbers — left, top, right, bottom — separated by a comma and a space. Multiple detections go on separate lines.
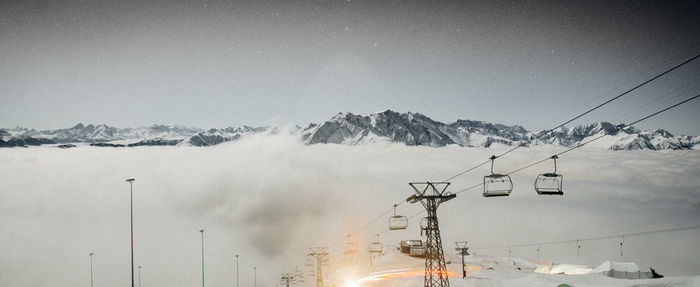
90, 252, 94, 287
253, 267, 257, 287
126, 178, 135, 287
200, 229, 205, 287
138, 266, 142, 287
461, 251, 465, 279
235, 254, 239, 287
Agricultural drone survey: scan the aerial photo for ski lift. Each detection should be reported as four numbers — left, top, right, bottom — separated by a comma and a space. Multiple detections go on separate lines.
304, 256, 314, 269
620, 236, 625, 256
294, 267, 305, 282
483, 155, 513, 197
368, 234, 382, 253
577, 240, 581, 257
388, 204, 408, 230
420, 217, 429, 236
344, 234, 358, 254
534, 155, 563, 195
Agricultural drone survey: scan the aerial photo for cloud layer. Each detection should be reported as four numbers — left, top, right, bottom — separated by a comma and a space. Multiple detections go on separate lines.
0, 133, 699, 287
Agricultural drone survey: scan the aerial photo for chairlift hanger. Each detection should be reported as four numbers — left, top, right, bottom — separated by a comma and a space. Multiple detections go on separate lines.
534, 155, 564, 195
388, 204, 408, 230
483, 155, 513, 197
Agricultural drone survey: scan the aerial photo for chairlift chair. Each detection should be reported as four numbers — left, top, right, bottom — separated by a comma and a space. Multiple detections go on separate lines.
320, 255, 330, 267
483, 155, 513, 197
534, 155, 563, 195
344, 234, 358, 254
388, 204, 408, 230
420, 217, 429, 236
304, 256, 314, 269
368, 234, 382, 253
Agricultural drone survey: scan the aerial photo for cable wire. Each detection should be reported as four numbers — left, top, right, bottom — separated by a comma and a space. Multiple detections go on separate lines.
441, 52, 700, 181
470, 225, 700, 250
322, 54, 700, 249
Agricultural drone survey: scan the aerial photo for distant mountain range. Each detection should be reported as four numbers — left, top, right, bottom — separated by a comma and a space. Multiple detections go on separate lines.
1, 110, 698, 150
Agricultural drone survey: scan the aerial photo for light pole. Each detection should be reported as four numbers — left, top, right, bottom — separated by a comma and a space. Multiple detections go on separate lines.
200, 229, 205, 287
138, 266, 142, 287
253, 266, 257, 287
125, 178, 135, 287
89, 252, 94, 287
235, 254, 239, 287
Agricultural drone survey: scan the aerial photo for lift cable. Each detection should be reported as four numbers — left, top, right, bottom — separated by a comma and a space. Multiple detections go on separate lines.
442, 52, 700, 182
324, 93, 700, 249
480, 52, 700, 161
323, 53, 700, 248
469, 225, 700, 250
452, 93, 700, 195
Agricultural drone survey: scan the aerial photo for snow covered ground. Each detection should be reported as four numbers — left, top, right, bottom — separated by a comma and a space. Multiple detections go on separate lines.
330, 246, 700, 287
0, 132, 698, 287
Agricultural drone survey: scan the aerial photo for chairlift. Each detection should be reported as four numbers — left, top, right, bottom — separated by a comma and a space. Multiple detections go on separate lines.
344, 234, 358, 254
483, 155, 513, 197
534, 155, 563, 195
388, 204, 408, 230
368, 234, 382, 253
304, 256, 314, 269
320, 255, 330, 266
420, 217, 429, 236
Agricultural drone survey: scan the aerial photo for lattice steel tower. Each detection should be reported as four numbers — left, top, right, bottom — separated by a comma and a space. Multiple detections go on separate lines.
308, 247, 329, 287
406, 182, 455, 287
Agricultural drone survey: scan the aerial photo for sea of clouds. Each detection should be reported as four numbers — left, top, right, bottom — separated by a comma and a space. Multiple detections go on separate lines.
1, 131, 699, 287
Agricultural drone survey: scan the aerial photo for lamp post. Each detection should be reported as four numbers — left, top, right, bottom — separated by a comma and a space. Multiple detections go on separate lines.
125, 178, 135, 287
138, 266, 142, 287
200, 229, 205, 287
253, 266, 257, 287
235, 254, 239, 287
89, 252, 94, 287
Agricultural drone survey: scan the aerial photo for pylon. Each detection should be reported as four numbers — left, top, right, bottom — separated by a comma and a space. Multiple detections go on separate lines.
280, 272, 295, 287
406, 182, 455, 287
308, 247, 329, 287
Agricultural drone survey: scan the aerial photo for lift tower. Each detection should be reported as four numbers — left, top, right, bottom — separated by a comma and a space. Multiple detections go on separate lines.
455, 241, 469, 279
407, 182, 455, 287
308, 247, 329, 287
280, 272, 296, 287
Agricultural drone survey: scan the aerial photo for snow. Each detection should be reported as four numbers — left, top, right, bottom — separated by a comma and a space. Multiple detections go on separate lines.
331, 245, 699, 287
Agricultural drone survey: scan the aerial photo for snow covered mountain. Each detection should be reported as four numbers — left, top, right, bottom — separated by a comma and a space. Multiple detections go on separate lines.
0, 124, 267, 147
1, 110, 698, 150
300, 110, 699, 150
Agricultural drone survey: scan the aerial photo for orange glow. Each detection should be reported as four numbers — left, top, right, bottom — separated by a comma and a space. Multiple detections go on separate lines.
354, 269, 457, 284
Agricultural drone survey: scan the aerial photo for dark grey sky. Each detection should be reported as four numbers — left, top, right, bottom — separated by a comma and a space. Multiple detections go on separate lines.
1, 0, 699, 134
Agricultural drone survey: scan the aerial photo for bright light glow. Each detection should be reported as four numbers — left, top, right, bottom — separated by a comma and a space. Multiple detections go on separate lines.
352, 269, 458, 284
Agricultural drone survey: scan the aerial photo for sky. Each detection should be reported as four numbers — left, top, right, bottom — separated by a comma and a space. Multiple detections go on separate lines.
1, 0, 699, 134
1, 134, 699, 286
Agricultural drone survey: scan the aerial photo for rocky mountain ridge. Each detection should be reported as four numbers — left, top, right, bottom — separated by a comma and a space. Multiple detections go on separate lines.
2, 110, 698, 150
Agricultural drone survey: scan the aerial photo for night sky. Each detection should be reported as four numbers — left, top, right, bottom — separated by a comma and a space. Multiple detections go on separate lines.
1, 0, 699, 133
